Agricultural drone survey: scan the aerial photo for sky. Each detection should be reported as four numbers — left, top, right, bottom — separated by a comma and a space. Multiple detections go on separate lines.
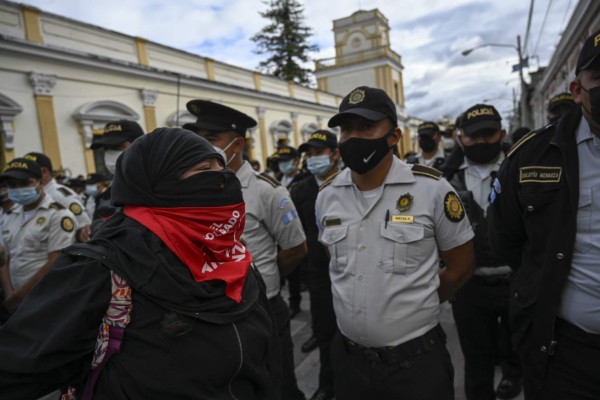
19, 0, 577, 124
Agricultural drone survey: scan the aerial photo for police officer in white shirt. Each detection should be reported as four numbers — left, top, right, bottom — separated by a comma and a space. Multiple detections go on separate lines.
406, 121, 446, 170
316, 86, 475, 400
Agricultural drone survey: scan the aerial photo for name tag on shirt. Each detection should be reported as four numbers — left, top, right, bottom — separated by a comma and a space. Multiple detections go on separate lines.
519, 166, 562, 183
324, 218, 341, 227
392, 215, 414, 224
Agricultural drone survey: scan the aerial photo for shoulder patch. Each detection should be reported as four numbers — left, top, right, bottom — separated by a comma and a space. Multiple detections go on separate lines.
69, 202, 83, 216
49, 202, 65, 210
411, 164, 442, 180
319, 170, 341, 192
57, 187, 73, 197
257, 173, 280, 188
61, 216, 75, 233
444, 192, 465, 222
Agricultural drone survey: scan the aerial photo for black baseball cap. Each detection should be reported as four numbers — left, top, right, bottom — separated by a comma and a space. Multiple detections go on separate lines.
328, 86, 398, 128
183, 100, 257, 137
24, 152, 52, 171
1, 158, 42, 181
299, 130, 338, 153
91, 120, 144, 150
276, 145, 299, 161
67, 178, 85, 189
459, 104, 502, 136
547, 92, 575, 112
86, 173, 107, 184
417, 122, 440, 136
576, 28, 600, 76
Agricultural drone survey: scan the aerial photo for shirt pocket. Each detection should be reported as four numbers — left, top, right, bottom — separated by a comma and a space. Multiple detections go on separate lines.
24, 225, 48, 252
575, 188, 592, 254
378, 223, 424, 274
319, 225, 348, 272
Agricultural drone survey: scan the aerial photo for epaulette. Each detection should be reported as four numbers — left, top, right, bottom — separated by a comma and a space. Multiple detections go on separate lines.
49, 202, 65, 210
411, 164, 442, 180
507, 126, 551, 158
257, 173, 280, 188
57, 187, 73, 197
318, 170, 341, 192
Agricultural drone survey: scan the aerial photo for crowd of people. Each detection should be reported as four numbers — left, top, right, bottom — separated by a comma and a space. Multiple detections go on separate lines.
0, 27, 597, 400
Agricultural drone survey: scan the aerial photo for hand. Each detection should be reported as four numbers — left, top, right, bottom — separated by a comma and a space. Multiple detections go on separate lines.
3, 290, 23, 313
77, 225, 92, 242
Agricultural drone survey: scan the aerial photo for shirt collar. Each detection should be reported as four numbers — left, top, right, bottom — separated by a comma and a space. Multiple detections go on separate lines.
420, 147, 445, 161
45, 178, 57, 190
333, 156, 416, 187
576, 116, 594, 144
235, 161, 254, 188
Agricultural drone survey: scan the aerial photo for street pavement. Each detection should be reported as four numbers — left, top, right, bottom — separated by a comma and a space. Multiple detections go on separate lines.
284, 286, 525, 400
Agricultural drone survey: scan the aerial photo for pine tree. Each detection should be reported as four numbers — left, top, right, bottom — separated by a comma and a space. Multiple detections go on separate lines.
251, 0, 319, 85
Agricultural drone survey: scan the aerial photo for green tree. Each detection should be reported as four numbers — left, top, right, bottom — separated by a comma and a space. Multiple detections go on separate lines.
252, 0, 319, 85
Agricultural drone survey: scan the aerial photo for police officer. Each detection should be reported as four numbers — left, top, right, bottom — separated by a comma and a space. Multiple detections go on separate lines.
291, 130, 341, 400
490, 28, 600, 400
24, 152, 90, 242
184, 99, 308, 400
546, 92, 576, 123
277, 145, 302, 188
406, 121, 446, 169
445, 104, 521, 400
316, 86, 475, 400
89, 120, 144, 232
0, 158, 75, 314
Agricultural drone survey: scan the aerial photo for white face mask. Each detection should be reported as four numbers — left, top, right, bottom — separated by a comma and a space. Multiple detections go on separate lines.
213, 138, 238, 166
104, 149, 123, 175
443, 138, 456, 151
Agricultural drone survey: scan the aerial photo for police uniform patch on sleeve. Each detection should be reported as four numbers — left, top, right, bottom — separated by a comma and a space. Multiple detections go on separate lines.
444, 192, 465, 222
36, 217, 46, 225
279, 197, 290, 209
69, 202, 83, 215
58, 187, 73, 197
61, 216, 75, 232
397, 193, 413, 212
281, 210, 298, 225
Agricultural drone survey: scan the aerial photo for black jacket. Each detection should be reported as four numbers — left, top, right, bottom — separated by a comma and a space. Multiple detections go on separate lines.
489, 108, 582, 391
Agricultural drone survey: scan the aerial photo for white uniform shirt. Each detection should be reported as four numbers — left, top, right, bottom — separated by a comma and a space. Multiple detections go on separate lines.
44, 179, 91, 229
417, 147, 445, 167
2, 194, 76, 290
317, 157, 474, 347
236, 161, 306, 298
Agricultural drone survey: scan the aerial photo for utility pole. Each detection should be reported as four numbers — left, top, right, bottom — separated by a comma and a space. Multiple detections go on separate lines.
517, 35, 532, 128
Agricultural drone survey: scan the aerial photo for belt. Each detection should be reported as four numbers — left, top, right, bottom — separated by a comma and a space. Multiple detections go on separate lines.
342, 325, 445, 364
555, 318, 600, 349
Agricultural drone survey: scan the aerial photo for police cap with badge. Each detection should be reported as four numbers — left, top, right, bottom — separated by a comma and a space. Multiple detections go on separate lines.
91, 120, 144, 150
183, 100, 257, 136
298, 130, 338, 153
576, 28, 600, 75
24, 152, 52, 172
1, 158, 42, 181
328, 86, 398, 127
276, 145, 299, 160
459, 104, 502, 136
547, 92, 575, 113
417, 122, 440, 136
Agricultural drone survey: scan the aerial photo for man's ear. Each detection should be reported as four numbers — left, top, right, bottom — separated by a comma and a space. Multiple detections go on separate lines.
389, 127, 402, 145
570, 79, 583, 104
232, 135, 245, 153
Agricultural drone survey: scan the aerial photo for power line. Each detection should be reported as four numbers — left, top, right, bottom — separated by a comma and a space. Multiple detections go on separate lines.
522, 0, 536, 53
532, 0, 553, 56
559, 0, 573, 34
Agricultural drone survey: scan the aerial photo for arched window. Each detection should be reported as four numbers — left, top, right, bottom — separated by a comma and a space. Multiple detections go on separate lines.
269, 120, 293, 148
166, 110, 196, 128
300, 122, 319, 142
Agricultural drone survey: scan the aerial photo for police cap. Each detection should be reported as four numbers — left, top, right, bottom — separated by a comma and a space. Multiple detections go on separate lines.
576, 28, 600, 76
91, 120, 144, 150
328, 86, 397, 128
459, 104, 502, 136
86, 173, 107, 184
276, 145, 299, 161
299, 130, 338, 153
547, 92, 575, 113
417, 121, 440, 136
183, 100, 257, 137
1, 157, 42, 181
24, 152, 52, 171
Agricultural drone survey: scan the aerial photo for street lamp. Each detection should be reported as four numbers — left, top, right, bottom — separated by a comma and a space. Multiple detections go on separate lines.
462, 35, 532, 128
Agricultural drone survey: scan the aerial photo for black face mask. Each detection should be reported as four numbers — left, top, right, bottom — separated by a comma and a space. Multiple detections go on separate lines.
339, 127, 394, 175
580, 84, 600, 125
419, 135, 437, 153
463, 140, 502, 165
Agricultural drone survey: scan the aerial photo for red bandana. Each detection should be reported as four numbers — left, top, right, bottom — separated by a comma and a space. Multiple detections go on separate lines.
124, 203, 252, 303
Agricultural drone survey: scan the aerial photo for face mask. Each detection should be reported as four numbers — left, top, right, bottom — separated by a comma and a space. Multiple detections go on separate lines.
339, 126, 394, 175
279, 159, 296, 175
580, 84, 600, 126
8, 185, 40, 206
307, 154, 333, 176
463, 140, 502, 165
213, 138, 238, 166
85, 184, 98, 197
443, 138, 456, 151
104, 149, 123, 175
419, 135, 437, 153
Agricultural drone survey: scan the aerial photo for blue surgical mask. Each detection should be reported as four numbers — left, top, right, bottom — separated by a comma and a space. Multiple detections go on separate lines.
307, 155, 333, 176
85, 184, 98, 197
279, 159, 296, 175
8, 185, 40, 206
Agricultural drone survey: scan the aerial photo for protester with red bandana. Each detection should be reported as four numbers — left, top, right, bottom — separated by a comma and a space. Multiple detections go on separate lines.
0, 128, 281, 400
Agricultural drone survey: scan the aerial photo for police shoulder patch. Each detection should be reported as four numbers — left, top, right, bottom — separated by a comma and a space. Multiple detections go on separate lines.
319, 170, 341, 192
57, 187, 73, 197
69, 202, 83, 216
257, 173, 280, 188
411, 164, 442, 180
444, 192, 465, 222
61, 216, 75, 233
49, 202, 65, 210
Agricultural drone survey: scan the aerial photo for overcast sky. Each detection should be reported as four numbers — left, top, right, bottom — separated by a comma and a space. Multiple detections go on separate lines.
20, 0, 577, 125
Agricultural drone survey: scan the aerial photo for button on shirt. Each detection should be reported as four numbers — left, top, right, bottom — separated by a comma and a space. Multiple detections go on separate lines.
316, 157, 474, 347
558, 117, 600, 334
2, 194, 76, 290
44, 179, 90, 229
236, 161, 306, 299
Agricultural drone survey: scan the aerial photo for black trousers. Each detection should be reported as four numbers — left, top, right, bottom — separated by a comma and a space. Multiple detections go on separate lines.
306, 260, 337, 392
286, 259, 305, 311
330, 326, 454, 400
530, 318, 600, 400
269, 293, 305, 400
451, 276, 522, 400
